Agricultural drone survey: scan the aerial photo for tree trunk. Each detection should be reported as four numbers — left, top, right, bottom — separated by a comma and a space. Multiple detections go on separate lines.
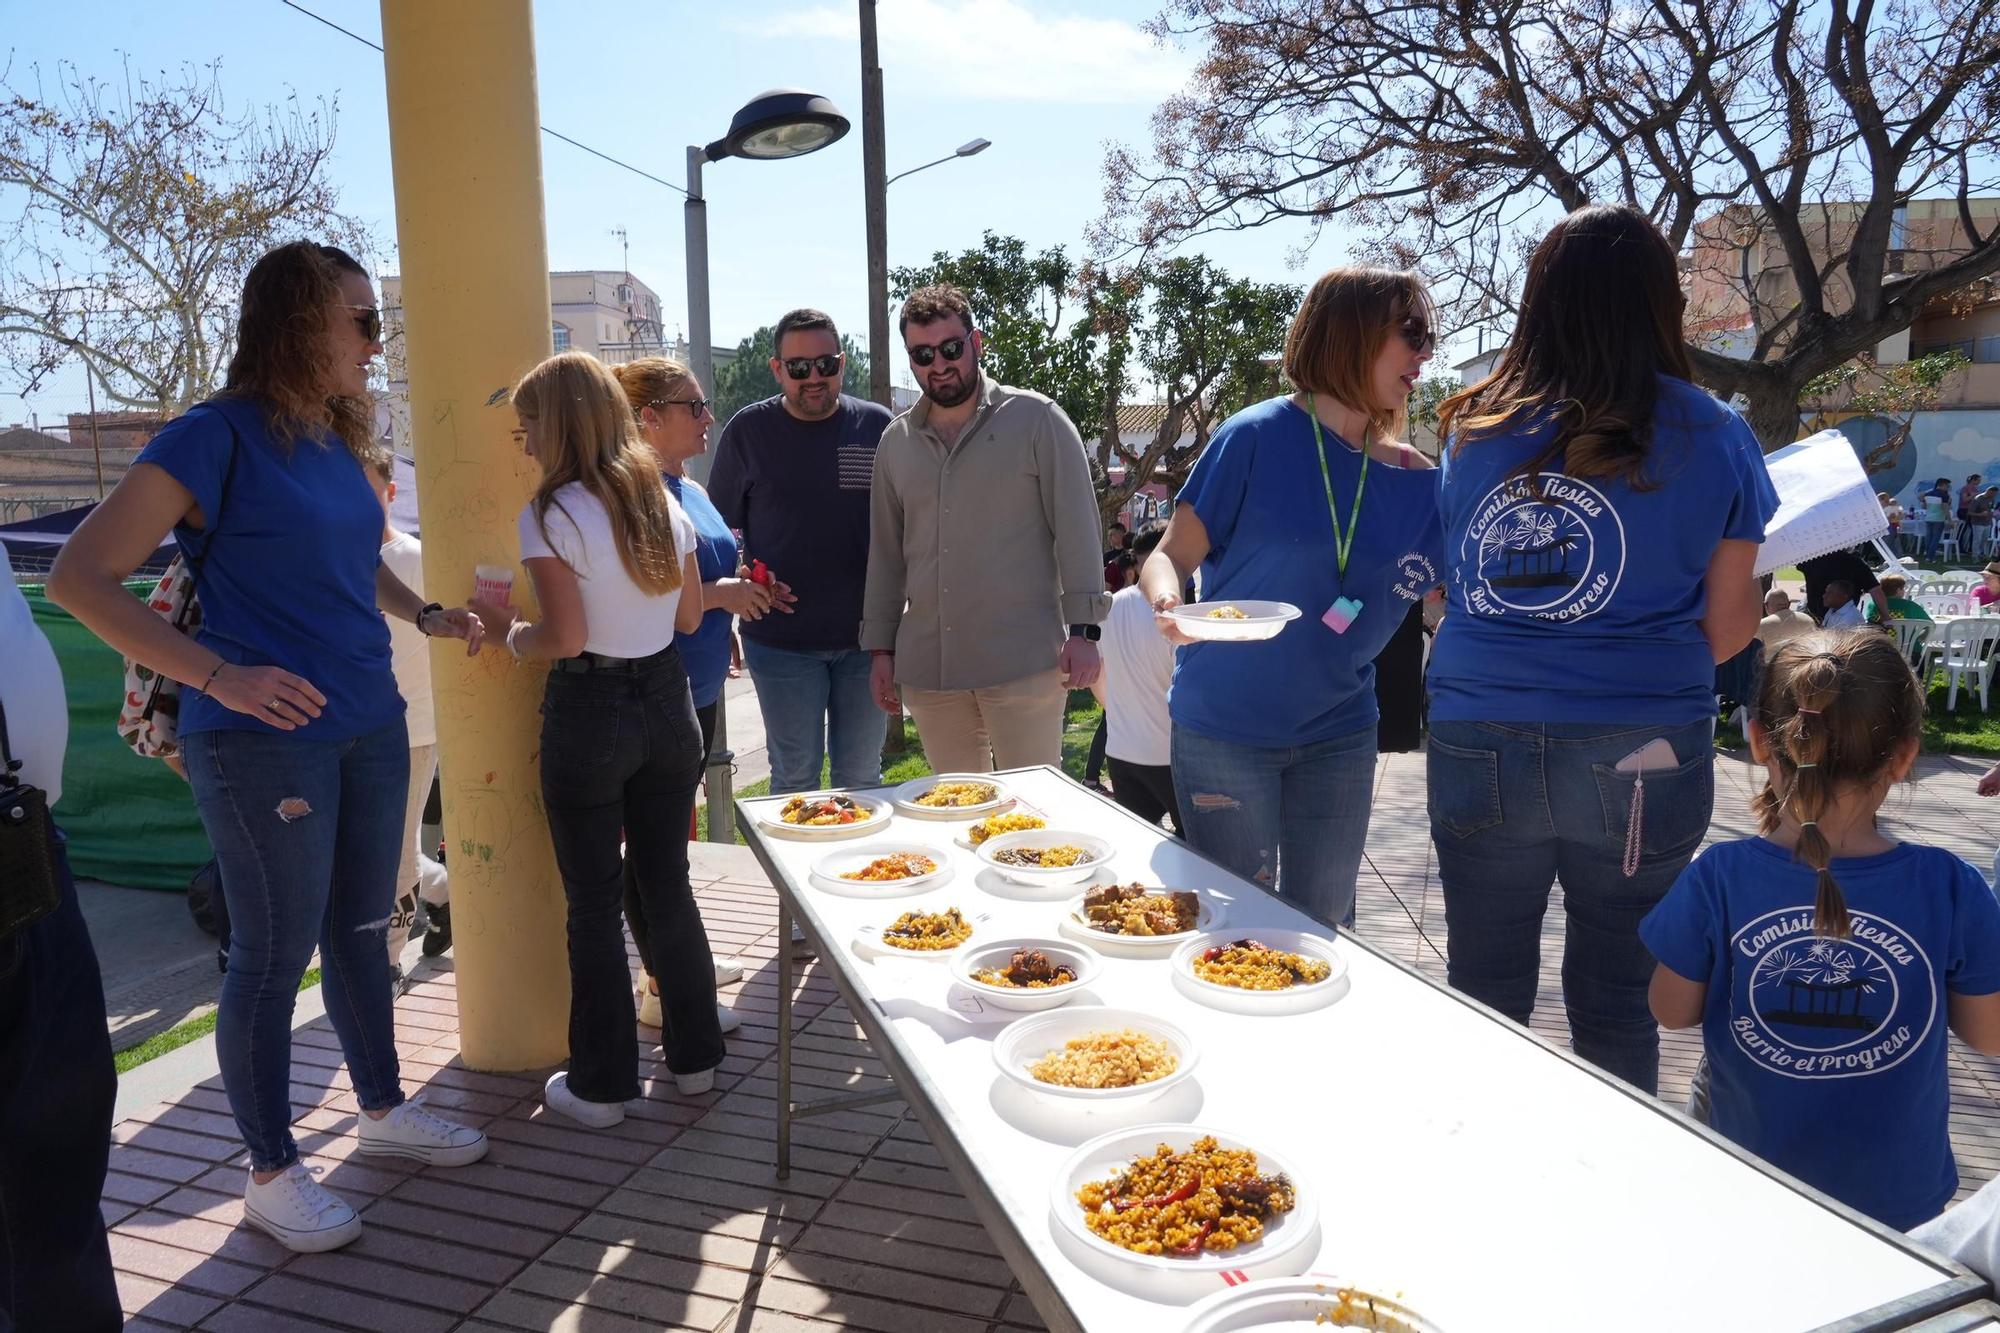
1738, 379, 1808, 453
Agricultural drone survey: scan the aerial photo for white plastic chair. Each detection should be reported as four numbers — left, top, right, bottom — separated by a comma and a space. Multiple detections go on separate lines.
1938, 617, 2000, 711
1887, 618, 1933, 669
1919, 593, 1969, 618
1941, 530, 1963, 563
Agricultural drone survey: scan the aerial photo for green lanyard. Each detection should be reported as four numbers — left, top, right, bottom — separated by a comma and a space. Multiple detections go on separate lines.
1307, 393, 1370, 586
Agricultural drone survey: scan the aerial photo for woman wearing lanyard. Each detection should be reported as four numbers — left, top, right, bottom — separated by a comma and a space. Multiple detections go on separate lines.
471, 351, 723, 1127
610, 357, 791, 1032
1140, 268, 1444, 926
1426, 204, 1773, 1093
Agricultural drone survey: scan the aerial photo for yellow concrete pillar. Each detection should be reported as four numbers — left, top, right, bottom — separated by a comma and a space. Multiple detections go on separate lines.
381, 0, 567, 1068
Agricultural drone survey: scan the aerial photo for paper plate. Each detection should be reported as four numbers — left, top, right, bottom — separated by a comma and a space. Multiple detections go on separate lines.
951, 937, 1102, 1012
807, 843, 953, 899
851, 907, 988, 963
1050, 1124, 1319, 1302
1180, 1276, 1447, 1332
1167, 601, 1302, 642
976, 829, 1114, 888
1057, 884, 1229, 958
953, 810, 1052, 850
993, 1007, 1199, 1106
754, 791, 890, 840
891, 774, 1013, 819
1170, 930, 1349, 1015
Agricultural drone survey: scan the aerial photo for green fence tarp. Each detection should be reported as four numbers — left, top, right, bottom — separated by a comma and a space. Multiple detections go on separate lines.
24, 580, 211, 890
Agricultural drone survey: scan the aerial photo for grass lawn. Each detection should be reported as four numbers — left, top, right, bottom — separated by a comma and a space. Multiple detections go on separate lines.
1717, 669, 2000, 758
115, 967, 322, 1075
697, 691, 1103, 844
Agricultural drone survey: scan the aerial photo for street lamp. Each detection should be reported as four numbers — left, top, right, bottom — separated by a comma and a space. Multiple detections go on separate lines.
684, 88, 848, 841
886, 138, 992, 188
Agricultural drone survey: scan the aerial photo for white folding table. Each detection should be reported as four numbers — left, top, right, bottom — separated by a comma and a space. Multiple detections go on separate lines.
744, 766, 1987, 1332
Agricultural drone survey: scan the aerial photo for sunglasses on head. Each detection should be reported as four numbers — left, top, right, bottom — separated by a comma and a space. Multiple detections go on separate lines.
782, 354, 843, 381
647, 397, 711, 419
1397, 318, 1435, 354
342, 305, 382, 342
907, 336, 968, 368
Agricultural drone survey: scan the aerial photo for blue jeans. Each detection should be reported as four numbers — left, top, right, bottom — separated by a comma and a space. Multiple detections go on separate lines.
541, 647, 723, 1096
1923, 521, 1945, 561
742, 641, 885, 794
184, 719, 409, 1171
0, 828, 118, 1332
1427, 717, 1715, 1094
1172, 722, 1377, 927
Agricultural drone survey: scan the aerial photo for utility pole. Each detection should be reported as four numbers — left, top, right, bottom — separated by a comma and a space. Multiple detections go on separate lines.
80, 314, 105, 500
861, 0, 890, 413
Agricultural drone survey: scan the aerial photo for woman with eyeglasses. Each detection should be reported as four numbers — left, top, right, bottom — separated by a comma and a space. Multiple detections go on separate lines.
469, 351, 724, 1129
608, 357, 786, 1037
50, 241, 491, 1253
1426, 204, 1775, 1094
1138, 267, 1444, 927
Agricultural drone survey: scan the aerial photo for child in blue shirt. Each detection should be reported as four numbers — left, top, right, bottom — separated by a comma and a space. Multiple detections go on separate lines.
1643, 630, 2000, 1229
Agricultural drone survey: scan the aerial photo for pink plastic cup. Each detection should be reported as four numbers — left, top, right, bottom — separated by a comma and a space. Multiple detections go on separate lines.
473, 564, 514, 608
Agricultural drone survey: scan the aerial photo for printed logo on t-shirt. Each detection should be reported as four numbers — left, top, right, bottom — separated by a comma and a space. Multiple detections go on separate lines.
1390, 551, 1438, 601
1731, 907, 1937, 1080
1458, 474, 1626, 623
837, 443, 874, 492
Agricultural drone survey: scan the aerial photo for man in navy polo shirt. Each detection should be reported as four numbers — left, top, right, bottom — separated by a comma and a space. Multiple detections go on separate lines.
709, 309, 893, 793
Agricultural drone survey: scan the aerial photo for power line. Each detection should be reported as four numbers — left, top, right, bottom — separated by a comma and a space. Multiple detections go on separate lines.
280, 0, 691, 198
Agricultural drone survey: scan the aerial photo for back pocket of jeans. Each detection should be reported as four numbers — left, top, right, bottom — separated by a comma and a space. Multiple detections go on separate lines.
1427, 735, 1503, 839
539, 698, 621, 775
1591, 751, 1713, 859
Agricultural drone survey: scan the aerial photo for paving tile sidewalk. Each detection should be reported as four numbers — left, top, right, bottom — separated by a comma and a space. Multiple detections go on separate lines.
106, 751, 2000, 1331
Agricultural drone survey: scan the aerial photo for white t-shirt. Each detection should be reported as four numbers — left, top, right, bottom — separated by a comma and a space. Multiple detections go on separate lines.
517, 481, 694, 658
1096, 585, 1173, 767
379, 530, 436, 748
1, 548, 69, 806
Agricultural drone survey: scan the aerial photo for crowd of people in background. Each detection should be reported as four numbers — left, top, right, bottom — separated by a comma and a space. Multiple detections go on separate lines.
9, 200, 2000, 1328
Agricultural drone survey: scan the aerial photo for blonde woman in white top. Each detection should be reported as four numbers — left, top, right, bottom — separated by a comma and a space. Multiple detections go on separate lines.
470, 352, 720, 1128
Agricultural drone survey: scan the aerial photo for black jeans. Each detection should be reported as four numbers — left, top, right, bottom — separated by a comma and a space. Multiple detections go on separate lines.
0, 827, 118, 1333
1107, 756, 1177, 828
624, 699, 718, 979
540, 647, 723, 1098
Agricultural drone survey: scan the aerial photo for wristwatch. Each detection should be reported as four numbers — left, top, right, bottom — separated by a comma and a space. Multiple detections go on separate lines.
416, 602, 444, 635
1068, 623, 1101, 642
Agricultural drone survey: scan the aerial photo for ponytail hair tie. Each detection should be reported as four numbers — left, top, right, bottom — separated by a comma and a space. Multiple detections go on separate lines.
1800, 820, 1819, 830
1795, 762, 1818, 769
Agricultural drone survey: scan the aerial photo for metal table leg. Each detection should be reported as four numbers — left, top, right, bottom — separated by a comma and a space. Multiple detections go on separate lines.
777, 895, 794, 1180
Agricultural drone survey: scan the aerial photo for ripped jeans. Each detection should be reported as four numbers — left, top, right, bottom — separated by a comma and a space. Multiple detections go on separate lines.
184, 718, 409, 1170
1171, 722, 1378, 927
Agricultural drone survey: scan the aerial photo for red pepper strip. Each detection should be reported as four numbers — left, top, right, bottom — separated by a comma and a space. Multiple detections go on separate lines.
1115, 1174, 1197, 1212
1168, 1220, 1216, 1257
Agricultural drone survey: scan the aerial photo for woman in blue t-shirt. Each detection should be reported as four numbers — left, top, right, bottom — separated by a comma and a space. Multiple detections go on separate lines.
49, 242, 491, 1253
1643, 631, 2000, 1228
1427, 204, 1775, 1093
1138, 267, 1444, 926
611, 358, 793, 1034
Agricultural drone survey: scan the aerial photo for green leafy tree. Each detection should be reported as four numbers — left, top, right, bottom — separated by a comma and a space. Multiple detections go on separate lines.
711, 325, 871, 431
1803, 350, 1971, 474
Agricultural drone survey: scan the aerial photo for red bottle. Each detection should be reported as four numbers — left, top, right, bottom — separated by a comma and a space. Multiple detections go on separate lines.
749, 559, 773, 587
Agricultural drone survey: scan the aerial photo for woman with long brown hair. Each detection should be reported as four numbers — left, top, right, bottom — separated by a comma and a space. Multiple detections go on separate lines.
1138, 267, 1443, 925
50, 241, 490, 1253
1427, 203, 1775, 1093
469, 351, 723, 1129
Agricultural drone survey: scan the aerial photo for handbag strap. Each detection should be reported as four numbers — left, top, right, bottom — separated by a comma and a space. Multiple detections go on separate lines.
0, 695, 20, 790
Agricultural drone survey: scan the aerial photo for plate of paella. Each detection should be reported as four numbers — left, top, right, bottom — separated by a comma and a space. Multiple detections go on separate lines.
1169, 930, 1348, 1015
953, 810, 1049, 850
975, 829, 1113, 889
1180, 1276, 1448, 1332
950, 937, 1102, 1012
891, 774, 1013, 818
808, 843, 953, 898
1058, 882, 1228, 957
992, 1007, 1198, 1105
755, 791, 888, 840
1165, 600, 1301, 642
851, 905, 986, 962
1050, 1126, 1318, 1295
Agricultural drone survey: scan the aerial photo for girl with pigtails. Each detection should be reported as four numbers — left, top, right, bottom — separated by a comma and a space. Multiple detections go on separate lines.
1642, 630, 2000, 1229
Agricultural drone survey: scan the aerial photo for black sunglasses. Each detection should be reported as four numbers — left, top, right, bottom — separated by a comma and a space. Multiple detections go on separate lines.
782, 354, 843, 381
343, 305, 382, 342
1398, 318, 1435, 354
647, 397, 711, 419
907, 336, 968, 368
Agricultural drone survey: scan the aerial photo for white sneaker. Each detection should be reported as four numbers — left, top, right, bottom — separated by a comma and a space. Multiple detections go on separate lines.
358, 1095, 489, 1167
637, 983, 663, 1028
243, 1163, 362, 1253
674, 1066, 717, 1096
717, 1003, 742, 1035
713, 956, 744, 985
544, 1071, 626, 1128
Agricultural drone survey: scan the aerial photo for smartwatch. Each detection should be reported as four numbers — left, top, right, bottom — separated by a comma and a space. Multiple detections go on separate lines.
1068, 623, 1101, 642
416, 602, 444, 635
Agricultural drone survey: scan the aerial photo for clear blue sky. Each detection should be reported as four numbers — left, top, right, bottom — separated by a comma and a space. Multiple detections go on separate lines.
4, 0, 1363, 415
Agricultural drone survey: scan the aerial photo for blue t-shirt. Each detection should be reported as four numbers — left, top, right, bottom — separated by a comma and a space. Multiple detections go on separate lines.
1168, 397, 1444, 748
136, 398, 402, 741
1641, 838, 2000, 1230
1428, 376, 1777, 725
706, 394, 890, 653
667, 475, 737, 709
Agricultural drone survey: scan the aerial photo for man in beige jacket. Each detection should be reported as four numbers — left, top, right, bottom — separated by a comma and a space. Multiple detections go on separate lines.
862, 283, 1111, 773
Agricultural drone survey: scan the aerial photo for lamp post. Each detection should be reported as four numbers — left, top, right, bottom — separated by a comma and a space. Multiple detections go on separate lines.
684, 87, 849, 842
